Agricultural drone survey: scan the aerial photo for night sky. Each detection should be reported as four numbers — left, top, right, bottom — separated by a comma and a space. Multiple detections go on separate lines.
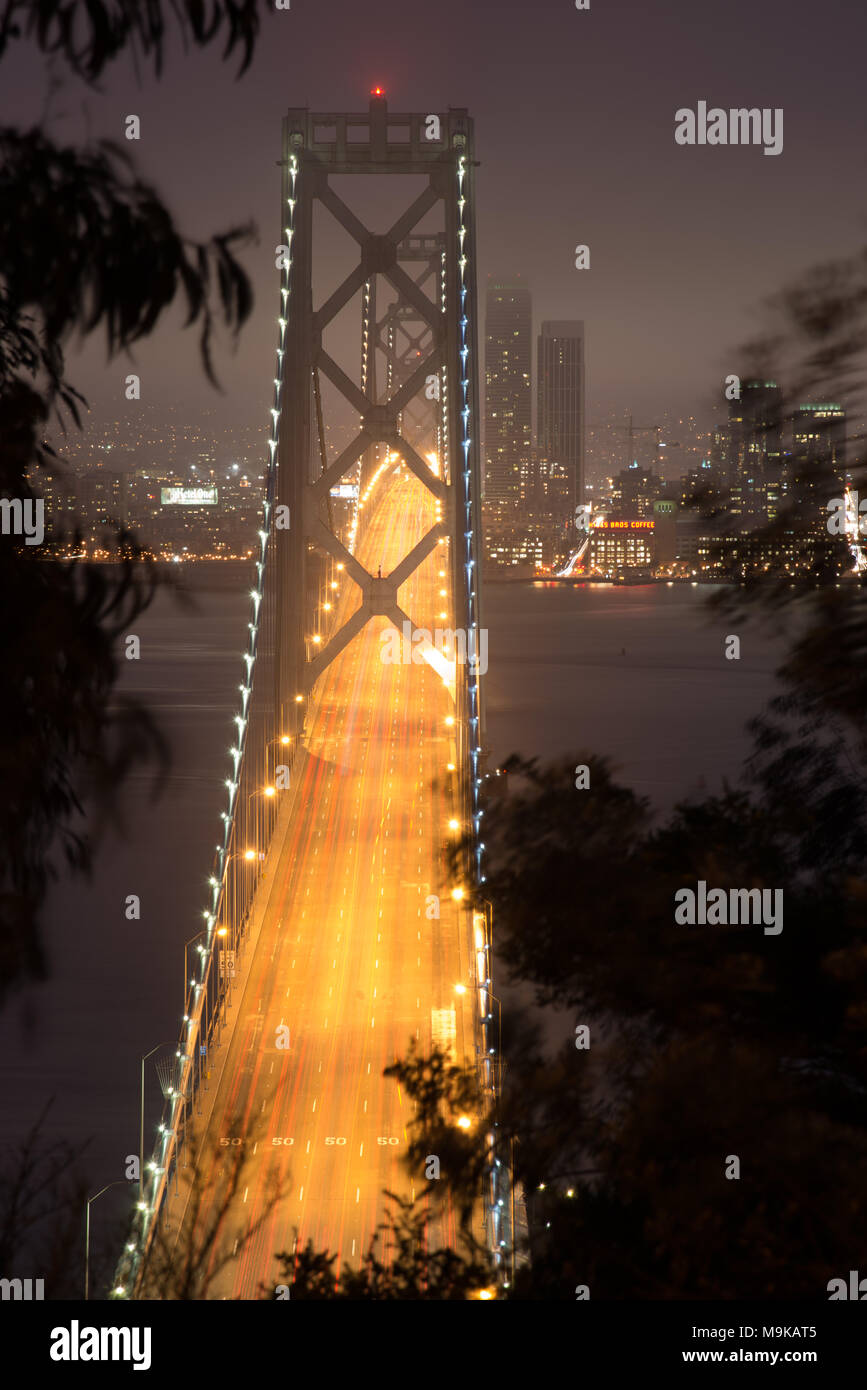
3, 0, 866, 432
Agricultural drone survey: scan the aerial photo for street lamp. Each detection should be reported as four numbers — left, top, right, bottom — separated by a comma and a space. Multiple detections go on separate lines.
226, 847, 257, 864
483, 991, 503, 1084
476, 895, 494, 935
184, 929, 208, 1004
223, 846, 258, 954
247, 784, 277, 832
247, 785, 276, 805
140, 1042, 177, 1211
247, 784, 277, 865
267, 734, 293, 792
221, 844, 258, 897
85, 1181, 130, 1300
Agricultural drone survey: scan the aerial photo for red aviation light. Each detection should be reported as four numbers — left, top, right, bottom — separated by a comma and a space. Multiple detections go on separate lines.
371, 86, 384, 96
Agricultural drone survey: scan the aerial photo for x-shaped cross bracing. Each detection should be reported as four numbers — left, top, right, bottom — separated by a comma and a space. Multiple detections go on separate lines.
299, 177, 453, 693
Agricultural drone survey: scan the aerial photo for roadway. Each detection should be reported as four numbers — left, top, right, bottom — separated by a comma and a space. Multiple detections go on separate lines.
166, 459, 476, 1297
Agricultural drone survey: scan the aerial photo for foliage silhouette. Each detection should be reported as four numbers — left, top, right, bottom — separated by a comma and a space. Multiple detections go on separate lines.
0, 0, 262, 998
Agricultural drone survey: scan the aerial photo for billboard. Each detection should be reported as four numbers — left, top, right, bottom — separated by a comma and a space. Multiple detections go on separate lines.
330, 483, 359, 500
161, 486, 218, 506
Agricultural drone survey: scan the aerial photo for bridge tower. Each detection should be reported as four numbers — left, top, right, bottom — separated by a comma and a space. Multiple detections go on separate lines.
273, 93, 486, 873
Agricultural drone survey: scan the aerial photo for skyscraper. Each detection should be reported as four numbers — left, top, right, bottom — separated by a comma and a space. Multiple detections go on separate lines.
537, 321, 585, 516
727, 379, 783, 525
791, 403, 846, 525
484, 276, 532, 502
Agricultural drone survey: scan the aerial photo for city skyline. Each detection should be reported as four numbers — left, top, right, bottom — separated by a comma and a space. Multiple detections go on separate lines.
4, 1, 863, 432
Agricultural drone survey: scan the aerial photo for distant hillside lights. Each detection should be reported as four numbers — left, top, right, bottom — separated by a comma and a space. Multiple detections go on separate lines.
675, 102, 783, 156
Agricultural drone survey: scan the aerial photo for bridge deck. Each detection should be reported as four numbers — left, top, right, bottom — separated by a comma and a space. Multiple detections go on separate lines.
165, 464, 474, 1297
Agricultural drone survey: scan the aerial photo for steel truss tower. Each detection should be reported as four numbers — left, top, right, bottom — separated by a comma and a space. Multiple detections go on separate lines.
275, 94, 485, 876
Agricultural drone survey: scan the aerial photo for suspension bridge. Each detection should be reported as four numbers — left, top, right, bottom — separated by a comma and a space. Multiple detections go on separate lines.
112, 94, 508, 1300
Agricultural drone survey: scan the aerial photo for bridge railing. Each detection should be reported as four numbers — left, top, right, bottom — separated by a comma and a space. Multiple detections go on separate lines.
113, 743, 298, 1299
109, 158, 307, 1302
